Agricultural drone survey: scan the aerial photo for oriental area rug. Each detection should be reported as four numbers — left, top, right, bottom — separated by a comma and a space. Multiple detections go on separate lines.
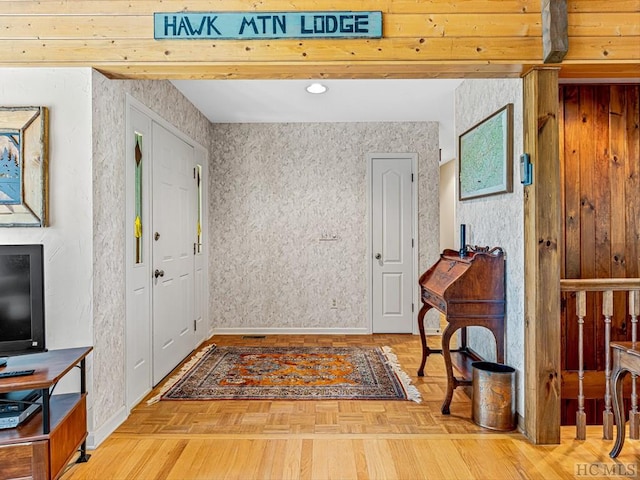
148, 345, 421, 404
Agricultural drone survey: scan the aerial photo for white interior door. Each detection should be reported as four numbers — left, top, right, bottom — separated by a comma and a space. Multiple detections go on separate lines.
125, 105, 153, 408
371, 154, 415, 333
152, 122, 196, 385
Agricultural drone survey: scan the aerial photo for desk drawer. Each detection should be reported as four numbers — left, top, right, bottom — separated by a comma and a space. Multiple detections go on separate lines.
421, 290, 446, 313
0, 440, 49, 480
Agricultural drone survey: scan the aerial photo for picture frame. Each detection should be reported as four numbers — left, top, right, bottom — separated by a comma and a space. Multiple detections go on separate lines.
0, 106, 49, 227
458, 103, 513, 201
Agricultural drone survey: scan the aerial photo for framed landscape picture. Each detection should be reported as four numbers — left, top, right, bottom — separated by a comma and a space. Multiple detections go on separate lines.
0, 106, 48, 227
458, 104, 513, 201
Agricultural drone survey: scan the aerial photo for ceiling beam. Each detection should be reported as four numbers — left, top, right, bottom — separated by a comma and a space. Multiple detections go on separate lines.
542, 0, 569, 63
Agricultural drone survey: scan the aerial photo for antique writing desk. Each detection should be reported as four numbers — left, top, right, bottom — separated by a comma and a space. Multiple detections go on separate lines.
417, 246, 506, 414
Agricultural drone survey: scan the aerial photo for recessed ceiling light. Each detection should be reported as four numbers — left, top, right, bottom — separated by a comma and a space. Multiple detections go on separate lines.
306, 83, 328, 94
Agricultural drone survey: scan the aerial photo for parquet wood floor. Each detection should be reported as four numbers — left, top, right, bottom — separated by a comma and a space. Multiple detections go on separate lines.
61, 334, 639, 480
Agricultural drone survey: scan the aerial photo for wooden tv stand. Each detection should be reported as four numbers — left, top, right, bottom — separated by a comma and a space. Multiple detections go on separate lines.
0, 347, 93, 480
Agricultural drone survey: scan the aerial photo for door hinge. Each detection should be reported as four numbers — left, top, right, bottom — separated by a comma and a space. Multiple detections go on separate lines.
411, 173, 414, 182
412, 238, 414, 248
412, 303, 415, 313
193, 167, 196, 179
194, 319, 197, 331
194, 243, 196, 255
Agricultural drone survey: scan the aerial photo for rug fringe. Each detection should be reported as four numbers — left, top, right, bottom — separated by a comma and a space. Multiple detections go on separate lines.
146, 343, 216, 405
381, 346, 422, 403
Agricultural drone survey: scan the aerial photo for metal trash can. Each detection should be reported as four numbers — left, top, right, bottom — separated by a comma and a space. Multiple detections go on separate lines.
471, 361, 516, 431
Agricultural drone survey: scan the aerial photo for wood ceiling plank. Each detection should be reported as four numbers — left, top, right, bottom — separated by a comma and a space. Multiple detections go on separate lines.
0, 13, 543, 40
568, 13, 640, 37
0, 37, 543, 63
563, 37, 640, 61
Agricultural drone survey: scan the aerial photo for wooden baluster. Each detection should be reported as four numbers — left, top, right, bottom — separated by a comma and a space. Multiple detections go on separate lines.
576, 290, 586, 440
630, 290, 640, 439
603, 290, 614, 440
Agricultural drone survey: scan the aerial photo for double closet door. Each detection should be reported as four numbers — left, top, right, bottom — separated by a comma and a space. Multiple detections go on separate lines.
126, 101, 207, 410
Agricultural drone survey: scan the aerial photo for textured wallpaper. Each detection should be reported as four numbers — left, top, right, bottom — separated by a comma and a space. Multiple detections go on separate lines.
455, 79, 525, 415
91, 72, 212, 431
90, 84, 439, 433
209, 122, 441, 332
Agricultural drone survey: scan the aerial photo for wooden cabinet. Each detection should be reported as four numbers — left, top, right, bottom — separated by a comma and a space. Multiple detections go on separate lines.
0, 347, 92, 480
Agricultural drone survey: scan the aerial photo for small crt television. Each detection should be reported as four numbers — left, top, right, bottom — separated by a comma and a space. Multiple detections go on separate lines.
0, 244, 46, 356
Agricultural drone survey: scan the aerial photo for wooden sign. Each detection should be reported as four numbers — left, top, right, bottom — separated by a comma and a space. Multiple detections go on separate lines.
154, 12, 382, 40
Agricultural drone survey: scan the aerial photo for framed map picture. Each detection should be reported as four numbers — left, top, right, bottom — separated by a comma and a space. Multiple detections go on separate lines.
458, 104, 513, 201
0, 106, 48, 227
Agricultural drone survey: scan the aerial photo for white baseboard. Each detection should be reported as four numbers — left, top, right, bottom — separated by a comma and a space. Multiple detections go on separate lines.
86, 405, 127, 450
211, 327, 438, 336
212, 327, 371, 335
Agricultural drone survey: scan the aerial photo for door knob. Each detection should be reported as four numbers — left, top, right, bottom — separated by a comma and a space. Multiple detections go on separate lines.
154, 269, 165, 278
375, 253, 382, 260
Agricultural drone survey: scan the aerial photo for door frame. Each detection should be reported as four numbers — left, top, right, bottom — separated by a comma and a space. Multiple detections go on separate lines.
367, 153, 419, 334
124, 94, 209, 412
193, 145, 210, 345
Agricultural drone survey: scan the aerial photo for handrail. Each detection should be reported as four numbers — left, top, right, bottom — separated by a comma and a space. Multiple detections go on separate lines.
560, 278, 640, 441
560, 278, 640, 292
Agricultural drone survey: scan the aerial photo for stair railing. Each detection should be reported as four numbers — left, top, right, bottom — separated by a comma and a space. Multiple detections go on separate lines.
560, 278, 640, 440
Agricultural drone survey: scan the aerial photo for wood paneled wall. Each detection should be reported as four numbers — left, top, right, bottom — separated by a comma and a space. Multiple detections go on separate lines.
0, 0, 638, 79
560, 84, 640, 424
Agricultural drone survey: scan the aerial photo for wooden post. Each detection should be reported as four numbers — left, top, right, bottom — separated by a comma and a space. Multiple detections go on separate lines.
576, 291, 586, 440
541, 0, 568, 63
523, 67, 561, 444
603, 290, 614, 440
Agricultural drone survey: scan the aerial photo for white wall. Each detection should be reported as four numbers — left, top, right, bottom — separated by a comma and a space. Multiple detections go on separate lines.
455, 79, 525, 416
209, 122, 441, 333
0, 67, 94, 407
